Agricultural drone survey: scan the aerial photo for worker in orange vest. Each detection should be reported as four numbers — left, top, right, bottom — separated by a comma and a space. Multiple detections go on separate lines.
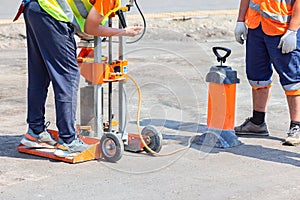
234, 0, 300, 146
17, 0, 142, 157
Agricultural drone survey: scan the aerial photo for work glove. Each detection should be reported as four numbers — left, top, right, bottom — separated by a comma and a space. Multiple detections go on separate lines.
234, 22, 248, 45
278, 30, 297, 54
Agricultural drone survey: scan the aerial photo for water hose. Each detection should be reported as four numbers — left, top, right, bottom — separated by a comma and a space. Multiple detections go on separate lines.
126, 74, 197, 156
126, 0, 146, 44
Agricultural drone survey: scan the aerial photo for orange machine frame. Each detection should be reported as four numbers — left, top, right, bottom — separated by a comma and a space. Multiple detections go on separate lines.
77, 47, 128, 84
18, 130, 102, 163
18, 130, 151, 163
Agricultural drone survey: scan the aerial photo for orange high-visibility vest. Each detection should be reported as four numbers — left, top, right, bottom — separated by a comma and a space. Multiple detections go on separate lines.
245, 0, 295, 35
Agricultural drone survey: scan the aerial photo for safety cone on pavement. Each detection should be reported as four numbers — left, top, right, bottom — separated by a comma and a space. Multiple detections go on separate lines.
196, 47, 242, 148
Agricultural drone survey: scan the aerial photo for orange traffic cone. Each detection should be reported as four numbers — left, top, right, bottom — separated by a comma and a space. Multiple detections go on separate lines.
196, 47, 242, 148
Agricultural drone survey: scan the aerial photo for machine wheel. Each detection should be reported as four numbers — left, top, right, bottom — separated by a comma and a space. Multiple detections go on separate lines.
100, 133, 124, 162
141, 126, 163, 153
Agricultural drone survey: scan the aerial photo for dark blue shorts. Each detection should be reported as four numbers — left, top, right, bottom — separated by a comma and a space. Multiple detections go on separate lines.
246, 25, 300, 91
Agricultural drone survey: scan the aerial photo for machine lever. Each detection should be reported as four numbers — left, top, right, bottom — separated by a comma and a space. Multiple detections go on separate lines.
116, 10, 127, 28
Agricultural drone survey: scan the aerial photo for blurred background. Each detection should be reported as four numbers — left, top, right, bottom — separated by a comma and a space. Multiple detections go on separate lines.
1, 0, 240, 19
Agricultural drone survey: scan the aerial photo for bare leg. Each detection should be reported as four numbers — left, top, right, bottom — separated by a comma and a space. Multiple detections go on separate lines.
286, 95, 300, 122
234, 87, 270, 135
284, 95, 300, 145
252, 88, 270, 112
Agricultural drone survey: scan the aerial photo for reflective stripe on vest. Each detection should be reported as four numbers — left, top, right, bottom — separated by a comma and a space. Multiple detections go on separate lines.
261, 10, 291, 24
274, 0, 294, 6
38, 0, 120, 33
59, 0, 92, 32
246, 0, 295, 35
38, 0, 69, 23
249, 0, 260, 12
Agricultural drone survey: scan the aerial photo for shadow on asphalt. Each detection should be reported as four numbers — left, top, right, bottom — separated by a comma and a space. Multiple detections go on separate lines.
1, 119, 299, 167
134, 118, 300, 167
0, 134, 50, 161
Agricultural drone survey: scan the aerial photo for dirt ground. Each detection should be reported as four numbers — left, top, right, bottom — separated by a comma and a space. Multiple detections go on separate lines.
1, 12, 300, 200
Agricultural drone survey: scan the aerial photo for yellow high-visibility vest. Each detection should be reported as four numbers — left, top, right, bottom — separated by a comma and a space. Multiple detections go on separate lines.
38, 0, 120, 33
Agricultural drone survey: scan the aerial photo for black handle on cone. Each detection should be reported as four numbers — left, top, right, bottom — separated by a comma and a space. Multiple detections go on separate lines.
212, 47, 231, 66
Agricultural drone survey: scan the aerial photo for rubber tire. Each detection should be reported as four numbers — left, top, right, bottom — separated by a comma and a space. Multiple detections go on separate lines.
141, 126, 163, 153
100, 133, 124, 162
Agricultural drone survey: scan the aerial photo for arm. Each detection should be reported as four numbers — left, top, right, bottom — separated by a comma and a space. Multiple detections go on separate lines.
289, 0, 300, 31
237, 0, 250, 22
234, 0, 250, 44
84, 7, 141, 37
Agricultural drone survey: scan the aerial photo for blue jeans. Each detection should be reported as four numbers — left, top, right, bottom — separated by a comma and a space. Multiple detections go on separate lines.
24, 1, 79, 144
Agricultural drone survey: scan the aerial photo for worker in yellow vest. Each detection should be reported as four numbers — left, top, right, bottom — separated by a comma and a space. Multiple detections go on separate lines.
234, 0, 300, 146
18, 0, 142, 157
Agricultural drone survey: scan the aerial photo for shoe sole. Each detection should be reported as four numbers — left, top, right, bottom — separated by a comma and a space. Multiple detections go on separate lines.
235, 132, 269, 136
53, 149, 79, 158
20, 138, 56, 149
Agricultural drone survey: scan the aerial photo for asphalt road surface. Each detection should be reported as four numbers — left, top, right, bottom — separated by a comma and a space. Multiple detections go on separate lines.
1, 1, 300, 200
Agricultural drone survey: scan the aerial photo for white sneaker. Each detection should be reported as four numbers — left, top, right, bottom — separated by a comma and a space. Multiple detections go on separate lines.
20, 128, 57, 148
54, 138, 89, 157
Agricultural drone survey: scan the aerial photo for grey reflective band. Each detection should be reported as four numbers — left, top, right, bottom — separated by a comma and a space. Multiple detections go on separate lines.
249, 0, 260, 12
56, 0, 75, 23
56, 0, 83, 32
274, 0, 295, 6
262, 10, 291, 23
249, 80, 272, 87
283, 82, 300, 91
74, 0, 89, 18
249, 0, 292, 23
